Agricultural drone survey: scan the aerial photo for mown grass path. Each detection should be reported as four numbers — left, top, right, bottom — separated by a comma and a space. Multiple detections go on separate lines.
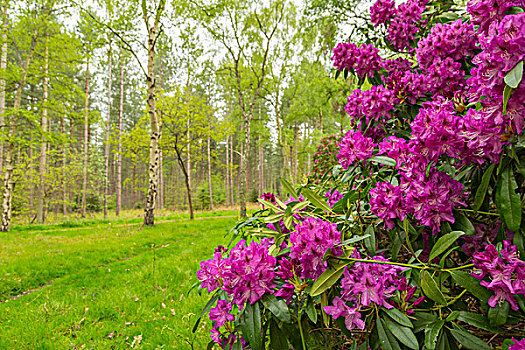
0, 216, 237, 349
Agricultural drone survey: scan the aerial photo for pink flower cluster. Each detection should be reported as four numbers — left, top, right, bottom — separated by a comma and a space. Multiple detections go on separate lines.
370, 0, 397, 27
468, 13, 525, 135
385, 0, 427, 51
344, 85, 395, 128
197, 239, 276, 307
337, 130, 377, 169
332, 42, 382, 78
325, 189, 344, 207
416, 20, 478, 71
289, 217, 343, 279
509, 338, 525, 350
467, 0, 522, 33
369, 182, 406, 229
472, 241, 525, 310
324, 251, 406, 330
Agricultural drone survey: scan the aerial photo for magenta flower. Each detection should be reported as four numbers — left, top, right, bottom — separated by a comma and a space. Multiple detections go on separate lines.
509, 337, 525, 350
209, 300, 235, 328
332, 42, 383, 78
223, 239, 277, 307
197, 252, 227, 293
340, 251, 405, 309
324, 297, 366, 330
416, 20, 478, 71
472, 242, 525, 310
325, 189, 344, 208
337, 130, 377, 169
370, 182, 406, 229
345, 86, 395, 129
370, 0, 397, 27
289, 217, 343, 279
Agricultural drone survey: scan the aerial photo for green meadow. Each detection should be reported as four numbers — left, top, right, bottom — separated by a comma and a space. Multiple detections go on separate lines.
0, 214, 238, 349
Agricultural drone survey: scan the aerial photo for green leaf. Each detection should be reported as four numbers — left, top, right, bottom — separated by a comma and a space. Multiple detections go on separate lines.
428, 231, 464, 262
261, 295, 291, 323
280, 178, 297, 198
450, 327, 491, 350
383, 308, 413, 328
259, 199, 282, 212
424, 320, 444, 350
495, 166, 522, 232
310, 261, 350, 297
193, 292, 219, 333
241, 301, 263, 350
368, 155, 397, 167
503, 84, 514, 115
488, 301, 509, 327
377, 318, 400, 350
450, 271, 492, 303
457, 312, 499, 332
452, 213, 476, 235
301, 188, 332, 213
364, 224, 376, 254
413, 312, 438, 333
504, 61, 524, 88
384, 317, 419, 349
473, 163, 495, 212
420, 270, 447, 305
336, 234, 371, 247
291, 200, 309, 212
269, 318, 289, 350
305, 298, 317, 324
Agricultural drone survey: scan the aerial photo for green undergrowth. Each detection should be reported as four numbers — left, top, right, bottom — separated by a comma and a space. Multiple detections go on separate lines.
0, 217, 237, 349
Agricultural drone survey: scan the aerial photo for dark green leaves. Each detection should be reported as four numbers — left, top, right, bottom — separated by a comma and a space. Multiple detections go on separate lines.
241, 302, 263, 350
310, 261, 350, 297
383, 317, 419, 349
450, 271, 492, 303
488, 301, 509, 327
504, 61, 524, 88
383, 308, 413, 328
269, 319, 288, 350
457, 312, 499, 332
424, 320, 444, 350
301, 188, 332, 213
428, 231, 464, 262
473, 163, 495, 212
420, 270, 447, 305
262, 295, 291, 323
193, 292, 219, 332
450, 326, 491, 350
377, 318, 401, 350
495, 167, 522, 232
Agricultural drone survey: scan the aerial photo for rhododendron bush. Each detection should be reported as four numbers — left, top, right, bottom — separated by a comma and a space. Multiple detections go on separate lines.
194, 0, 525, 349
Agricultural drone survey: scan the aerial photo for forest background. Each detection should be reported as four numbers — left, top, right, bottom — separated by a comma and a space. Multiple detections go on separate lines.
0, 0, 374, 231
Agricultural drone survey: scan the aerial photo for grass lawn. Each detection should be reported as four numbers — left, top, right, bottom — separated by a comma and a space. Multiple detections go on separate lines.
0, 214, 238, 349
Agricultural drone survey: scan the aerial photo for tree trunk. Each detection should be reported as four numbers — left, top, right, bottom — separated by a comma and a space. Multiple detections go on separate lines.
207, 133, 213, 210
81, 59, 90, 218
116, 49, 124, 217
62, 114, 67, 215
225, 135, 230, 207
143, 23, 161, 226
175, 149, 193, 219
229, 135, 234, 206
103, 47, 112, 219
239, 114, 251, 218
157, 59, 164, 210
0, 34, 36, 232
0, 5, 7, 177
